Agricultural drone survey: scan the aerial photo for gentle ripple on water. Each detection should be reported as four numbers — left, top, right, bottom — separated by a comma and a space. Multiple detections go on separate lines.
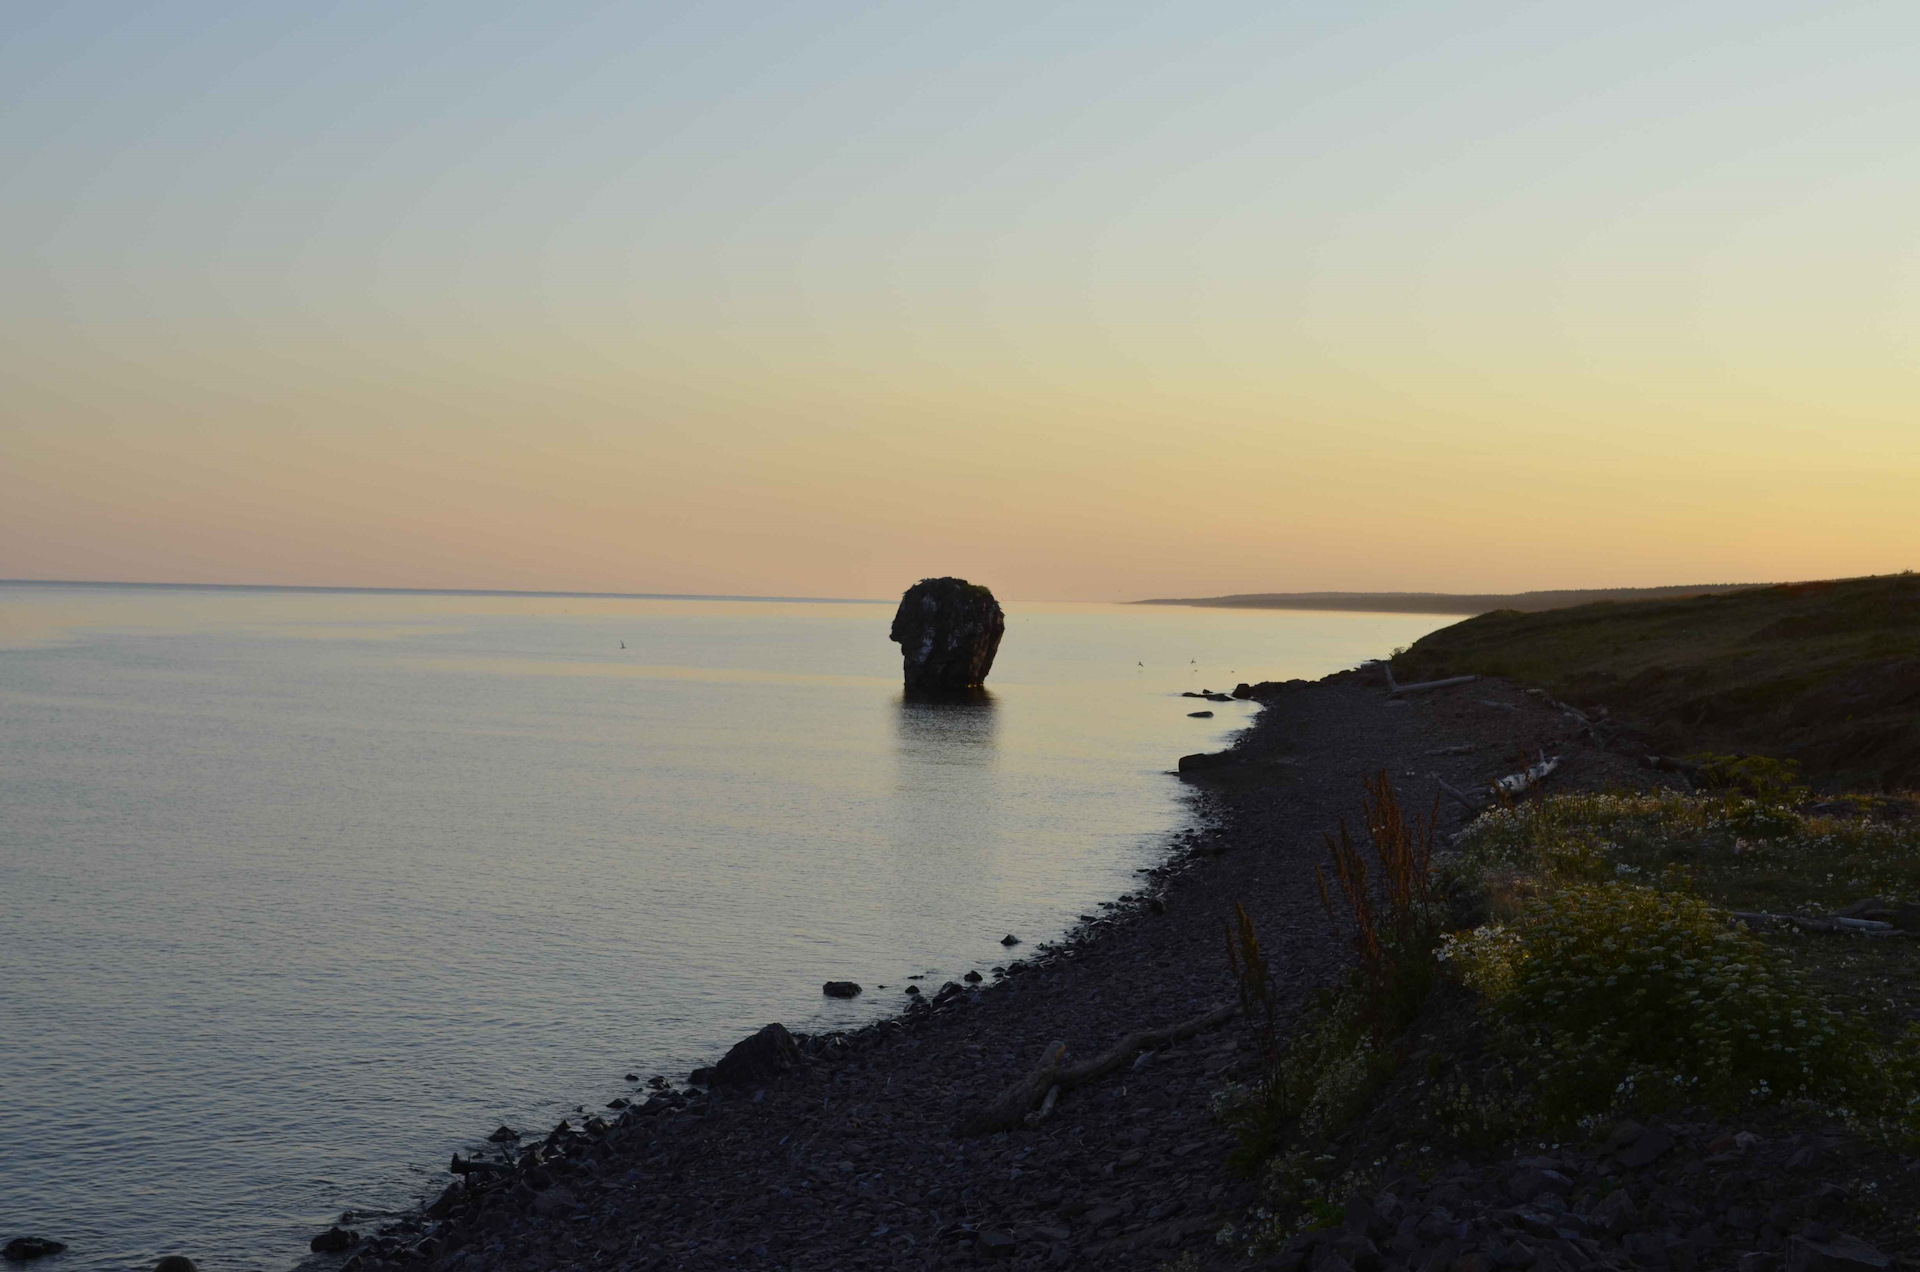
0, 585, 1450, 1269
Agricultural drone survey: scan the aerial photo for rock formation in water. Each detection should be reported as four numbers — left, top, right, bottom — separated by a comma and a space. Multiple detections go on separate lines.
888, 577, 1005, 692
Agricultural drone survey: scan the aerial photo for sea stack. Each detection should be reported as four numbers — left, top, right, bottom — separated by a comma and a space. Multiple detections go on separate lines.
889, 577, 1005, 692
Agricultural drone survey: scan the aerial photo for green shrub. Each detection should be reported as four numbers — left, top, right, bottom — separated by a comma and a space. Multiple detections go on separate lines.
1442, 881, 1862, 1122
1687, 752, 1809, 804
1451, 792, 1920, 914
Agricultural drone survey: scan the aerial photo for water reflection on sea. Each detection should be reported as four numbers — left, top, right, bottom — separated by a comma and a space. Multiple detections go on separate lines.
0, 584, 1449, 1270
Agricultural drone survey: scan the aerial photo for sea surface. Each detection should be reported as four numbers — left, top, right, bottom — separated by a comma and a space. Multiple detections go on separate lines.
0, 584, 1450, 1270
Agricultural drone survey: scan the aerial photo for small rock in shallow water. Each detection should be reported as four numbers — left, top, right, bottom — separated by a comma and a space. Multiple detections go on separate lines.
1001, 934, 1021, 946
1188, 710, 1214, 718
153, 1258, 198, 1272
963, 970, 982, 983
903, 984, 921, 996
3, 1238, 66, 1262
487, 1125, 518, 1142
309, 1227, 357, 1254
822, 981, 862, 998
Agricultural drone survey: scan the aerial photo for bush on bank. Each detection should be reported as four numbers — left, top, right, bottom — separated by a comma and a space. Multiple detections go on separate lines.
1441, 880, 1860, 1123
1221, 775, 1920, 1254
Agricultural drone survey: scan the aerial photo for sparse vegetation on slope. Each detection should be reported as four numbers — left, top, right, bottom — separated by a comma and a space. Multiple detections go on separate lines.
1393, 574, 1920, 789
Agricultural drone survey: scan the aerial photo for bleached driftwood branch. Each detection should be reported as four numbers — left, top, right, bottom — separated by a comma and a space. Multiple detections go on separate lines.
1732, 912, 1898, 936
955, 1002, 1236, 1137
1383, 665, 1478, 697
1432, 774, 1483, 814
1492, 752, 1561, 797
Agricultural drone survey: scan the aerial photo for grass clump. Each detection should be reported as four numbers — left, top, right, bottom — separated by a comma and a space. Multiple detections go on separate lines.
1442, 880, 1856, 1122
1446, 790, 1920, 1138
1452, 788, 1920, 921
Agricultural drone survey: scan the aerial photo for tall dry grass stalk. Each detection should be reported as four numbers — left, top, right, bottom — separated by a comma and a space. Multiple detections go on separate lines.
1225, 900, 1288, 1118
1315, 772, 1439, 1041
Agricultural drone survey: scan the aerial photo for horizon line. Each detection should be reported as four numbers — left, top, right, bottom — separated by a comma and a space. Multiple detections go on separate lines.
0, 578, 891, 605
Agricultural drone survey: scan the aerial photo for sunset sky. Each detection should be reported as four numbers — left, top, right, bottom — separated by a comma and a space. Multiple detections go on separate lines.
4, 2, 1916, 600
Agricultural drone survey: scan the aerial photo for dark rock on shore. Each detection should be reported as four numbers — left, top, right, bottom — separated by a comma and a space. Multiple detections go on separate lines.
889, 577, 1004, 691
710, 1021, 801, 1086
2, 1238, 65, 1262
486, 1125, 518, 1142
1177, 749, 1239, 773
309, 1226, 358, 1253
822, 980, 862, 998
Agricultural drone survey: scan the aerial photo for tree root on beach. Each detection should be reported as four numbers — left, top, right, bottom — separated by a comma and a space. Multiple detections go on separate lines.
954, 1001, 1237, 1137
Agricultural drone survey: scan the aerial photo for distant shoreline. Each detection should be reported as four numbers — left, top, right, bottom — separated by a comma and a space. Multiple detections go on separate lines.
0, 578, 888, 605
1133, 582, 1768, 615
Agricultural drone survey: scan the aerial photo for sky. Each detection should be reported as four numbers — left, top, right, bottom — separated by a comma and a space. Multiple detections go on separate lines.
3, 1, 1916, 601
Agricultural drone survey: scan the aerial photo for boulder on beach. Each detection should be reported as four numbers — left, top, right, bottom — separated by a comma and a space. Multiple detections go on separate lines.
309, 1227, 357, 1254
710, 1022, 802, 1087
889, 577, 1005, 692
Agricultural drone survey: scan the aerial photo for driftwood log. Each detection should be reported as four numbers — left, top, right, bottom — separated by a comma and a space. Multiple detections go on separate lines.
1732, 912, 1899, 936
1383, 666, 1478, 697
1432, 774, 1483, 814
1493, 753, 1560, 797
955, 1002, 1236, 1137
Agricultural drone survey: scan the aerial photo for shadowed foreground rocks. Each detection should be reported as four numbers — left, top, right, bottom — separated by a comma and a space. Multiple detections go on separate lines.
889, 578, 1005, 692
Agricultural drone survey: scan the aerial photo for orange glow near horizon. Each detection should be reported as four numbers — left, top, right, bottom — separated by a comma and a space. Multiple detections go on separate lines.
4, 4, 1917, 600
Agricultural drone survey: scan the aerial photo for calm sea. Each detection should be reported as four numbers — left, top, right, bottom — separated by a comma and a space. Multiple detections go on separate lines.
0, 584, 1449, 1269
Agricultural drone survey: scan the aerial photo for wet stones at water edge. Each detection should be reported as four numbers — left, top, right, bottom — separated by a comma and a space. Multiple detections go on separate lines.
708, 1021, 801, 1087
821, 980, 861, 998
310, 1226, 359, 1254
2, 1238, 66, 1262
888, 577, 1004, 692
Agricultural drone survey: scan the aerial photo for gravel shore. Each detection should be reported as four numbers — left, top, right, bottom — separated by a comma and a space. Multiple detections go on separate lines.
340, 670, 1657, 1272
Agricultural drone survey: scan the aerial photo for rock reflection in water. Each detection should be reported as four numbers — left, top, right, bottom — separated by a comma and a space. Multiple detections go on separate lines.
894, 689, 998, 767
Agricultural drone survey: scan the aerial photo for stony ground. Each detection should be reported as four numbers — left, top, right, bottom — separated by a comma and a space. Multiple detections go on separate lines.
329, 670, 1905, 1272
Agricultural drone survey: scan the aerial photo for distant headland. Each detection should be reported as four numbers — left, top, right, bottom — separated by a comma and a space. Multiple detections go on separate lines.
1133, 582, 1768, 615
